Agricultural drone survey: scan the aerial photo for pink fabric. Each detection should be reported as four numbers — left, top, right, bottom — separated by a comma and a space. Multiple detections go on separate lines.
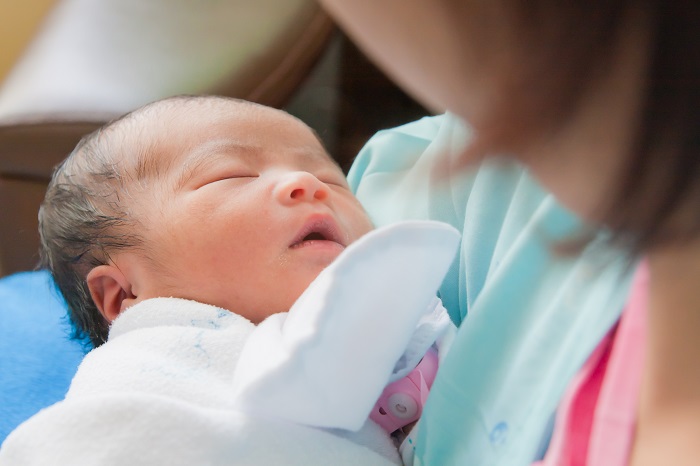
535, 264, 648, 466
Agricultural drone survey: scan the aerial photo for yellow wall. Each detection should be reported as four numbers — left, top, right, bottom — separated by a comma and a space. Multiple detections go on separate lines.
0, 0, 56, 82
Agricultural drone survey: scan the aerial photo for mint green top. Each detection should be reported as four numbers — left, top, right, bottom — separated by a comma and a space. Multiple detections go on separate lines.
348, 114, 634, 466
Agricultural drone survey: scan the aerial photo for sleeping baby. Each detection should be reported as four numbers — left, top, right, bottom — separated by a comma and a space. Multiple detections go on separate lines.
0, 96, 459, 465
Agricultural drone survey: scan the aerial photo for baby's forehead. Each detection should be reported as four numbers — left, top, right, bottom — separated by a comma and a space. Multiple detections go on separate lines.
116, 99, 335, 178
137, 99, 319, 147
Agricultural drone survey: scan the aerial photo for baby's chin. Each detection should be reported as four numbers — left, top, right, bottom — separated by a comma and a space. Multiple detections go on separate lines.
284, 262, 338, 301
241, 251, 346, 323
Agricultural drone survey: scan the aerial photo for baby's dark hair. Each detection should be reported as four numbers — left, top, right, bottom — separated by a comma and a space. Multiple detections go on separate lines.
39, 116, 145, 346
39, 95, 254, 346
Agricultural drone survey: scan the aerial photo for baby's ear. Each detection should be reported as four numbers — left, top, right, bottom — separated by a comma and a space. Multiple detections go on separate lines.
86, 265, 136, 322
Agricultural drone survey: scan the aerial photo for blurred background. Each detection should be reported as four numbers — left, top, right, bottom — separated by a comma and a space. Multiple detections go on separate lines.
0, 0, 429, 277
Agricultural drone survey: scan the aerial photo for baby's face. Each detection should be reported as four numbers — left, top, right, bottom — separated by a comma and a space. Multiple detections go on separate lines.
122, 101, 373, 322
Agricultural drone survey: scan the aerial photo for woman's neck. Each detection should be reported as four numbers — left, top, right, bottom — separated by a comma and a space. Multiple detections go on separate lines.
631, 238, 700, 465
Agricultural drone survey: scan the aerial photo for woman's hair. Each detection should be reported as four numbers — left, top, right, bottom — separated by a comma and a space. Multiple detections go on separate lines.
606, 1, 700, 251
446, 0, 700, 253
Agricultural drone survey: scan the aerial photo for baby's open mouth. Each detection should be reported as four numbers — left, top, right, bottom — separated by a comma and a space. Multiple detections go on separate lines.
290, 217, 344, 249
302, 232, 327, 242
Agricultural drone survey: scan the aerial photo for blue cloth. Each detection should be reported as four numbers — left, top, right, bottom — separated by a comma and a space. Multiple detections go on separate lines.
0, 271, 88, 443
348, 114, 635, 466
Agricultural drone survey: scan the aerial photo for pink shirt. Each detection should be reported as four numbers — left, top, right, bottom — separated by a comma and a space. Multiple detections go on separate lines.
535, 264, 648, 466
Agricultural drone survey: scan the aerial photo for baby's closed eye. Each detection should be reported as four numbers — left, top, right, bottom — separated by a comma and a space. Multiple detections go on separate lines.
195, 172, 259, 189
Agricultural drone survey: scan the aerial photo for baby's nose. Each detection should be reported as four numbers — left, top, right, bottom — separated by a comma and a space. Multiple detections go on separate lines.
274, 171, 329, 204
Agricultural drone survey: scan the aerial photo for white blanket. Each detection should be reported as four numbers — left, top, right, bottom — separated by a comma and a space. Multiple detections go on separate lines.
0, 221, 460, 466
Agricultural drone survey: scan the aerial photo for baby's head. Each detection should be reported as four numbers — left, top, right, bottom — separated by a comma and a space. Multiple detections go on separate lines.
40, 96, 373, 346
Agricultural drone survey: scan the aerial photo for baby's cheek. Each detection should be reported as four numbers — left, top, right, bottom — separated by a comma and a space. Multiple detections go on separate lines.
347, 208, 374, 241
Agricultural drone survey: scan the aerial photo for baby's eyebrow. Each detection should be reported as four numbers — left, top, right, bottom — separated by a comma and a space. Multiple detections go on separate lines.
287, 145, 340, 171
175, 140, 260, 190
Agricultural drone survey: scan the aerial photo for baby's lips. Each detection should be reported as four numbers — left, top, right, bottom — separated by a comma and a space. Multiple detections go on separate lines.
289, 214, 344, 248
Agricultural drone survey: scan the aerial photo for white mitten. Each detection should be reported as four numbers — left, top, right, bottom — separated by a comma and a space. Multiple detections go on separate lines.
232, 220, 460, 430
